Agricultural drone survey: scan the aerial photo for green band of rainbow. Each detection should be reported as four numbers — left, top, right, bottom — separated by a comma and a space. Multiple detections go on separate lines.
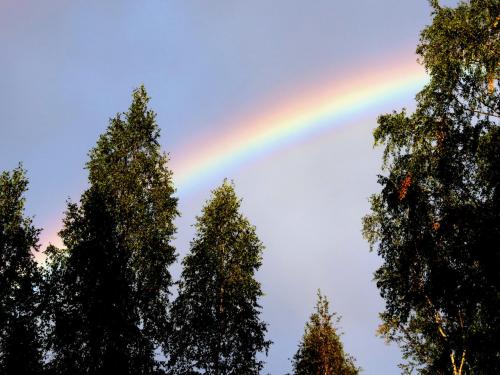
171, 61, 428, 194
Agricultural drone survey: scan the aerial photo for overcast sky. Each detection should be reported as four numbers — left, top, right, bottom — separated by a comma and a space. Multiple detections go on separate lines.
0, 1, 457, 373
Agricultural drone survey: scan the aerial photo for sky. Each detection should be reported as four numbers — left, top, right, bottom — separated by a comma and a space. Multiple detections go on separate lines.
0, 1, 456, 373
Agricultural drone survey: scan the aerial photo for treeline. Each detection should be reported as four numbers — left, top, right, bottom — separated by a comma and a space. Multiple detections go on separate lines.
1, 0, 499, 374
0, 86, 359, 375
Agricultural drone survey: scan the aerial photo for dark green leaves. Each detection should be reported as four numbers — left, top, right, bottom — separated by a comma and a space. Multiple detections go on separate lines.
292, 291, 359, 375
363, 0, 500, 373
169, 181, 271, 375
45, 86, 178, 374
0, 166, 43, 375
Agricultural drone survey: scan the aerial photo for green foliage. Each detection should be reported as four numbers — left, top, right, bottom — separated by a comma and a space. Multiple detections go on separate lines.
86, 85, 178, 344
363, 0, 499, 373
0, 166, 43, 374
44, 189, 148, 374
168, 180, 271, 374
292, 291, 359, 375
44, 86, 178, 374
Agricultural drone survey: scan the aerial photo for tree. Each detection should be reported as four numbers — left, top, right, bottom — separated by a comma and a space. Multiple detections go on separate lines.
168, 181, 271, 374
44, 188, 151, 375
45, 86, 178, 374
363, 1, 499, 373
0, 166, 43, 374
292, 291, 359, 375
86, 85, 178, 349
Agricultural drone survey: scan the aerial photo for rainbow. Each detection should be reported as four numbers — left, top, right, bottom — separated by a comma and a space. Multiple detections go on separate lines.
38, 58, 427, 252
170, 59, 428, 194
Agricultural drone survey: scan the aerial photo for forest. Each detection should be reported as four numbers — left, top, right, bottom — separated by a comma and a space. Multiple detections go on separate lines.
1, 1, 499, 374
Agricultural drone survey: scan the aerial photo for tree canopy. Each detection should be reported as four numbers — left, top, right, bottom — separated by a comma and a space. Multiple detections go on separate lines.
168, 181, 271, 374
363, 0, 499, 373
44, 86, 178, 374
0, 166, 43, 374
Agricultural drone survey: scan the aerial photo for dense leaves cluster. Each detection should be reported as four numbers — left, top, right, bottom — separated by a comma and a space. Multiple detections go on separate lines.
0, 167, 43, 375
292, 291, 359, 375
168, 181, 271, 375
363, 0, 499, 373
44, 86, 178, 375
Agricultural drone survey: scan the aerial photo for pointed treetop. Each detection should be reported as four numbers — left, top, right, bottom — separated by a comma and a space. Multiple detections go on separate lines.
293, 291, 359, 375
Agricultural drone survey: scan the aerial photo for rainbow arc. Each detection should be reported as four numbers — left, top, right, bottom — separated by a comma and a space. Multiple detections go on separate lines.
171, 61, 427, 193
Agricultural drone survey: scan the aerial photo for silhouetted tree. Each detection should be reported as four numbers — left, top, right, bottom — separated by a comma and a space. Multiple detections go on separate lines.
363, 1, 499, 373
168, 181, 270, 375
0, 166, 43, 374
45, 86, 178, 374
45, 188, 153, 375
292, 291, 359, 375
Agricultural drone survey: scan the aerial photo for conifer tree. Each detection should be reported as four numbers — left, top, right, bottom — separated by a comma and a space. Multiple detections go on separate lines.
86, 85, 178, 346
363, 0, 499, 373
292, 291, 359, 375
0, 166, 43, 374
45, 86, 178, 374
168, 181, 270, 375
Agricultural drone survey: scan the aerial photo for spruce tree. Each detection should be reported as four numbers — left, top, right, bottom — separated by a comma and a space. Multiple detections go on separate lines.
168, 181, 270, 375
45, 86, 178, 374
44, 188, 150, 374
86, 85, 178, 347
363, 1, 499, 373
292, 291, 359, 375
0, 166, 43, 374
